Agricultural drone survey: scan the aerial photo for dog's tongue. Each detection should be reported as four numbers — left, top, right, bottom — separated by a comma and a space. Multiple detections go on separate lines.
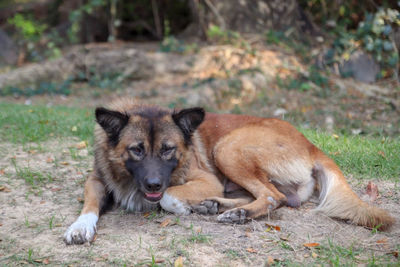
145, 192, 162, 198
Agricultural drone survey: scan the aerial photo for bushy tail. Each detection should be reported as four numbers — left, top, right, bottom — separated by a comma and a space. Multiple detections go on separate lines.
313, 161, 395, 231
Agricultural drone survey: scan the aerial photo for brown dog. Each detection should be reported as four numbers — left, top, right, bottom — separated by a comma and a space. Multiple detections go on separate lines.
64, 99, 394, 244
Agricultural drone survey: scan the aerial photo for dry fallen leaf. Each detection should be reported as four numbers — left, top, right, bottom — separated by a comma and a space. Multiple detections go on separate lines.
388, 251, 398, 258
312, 252, 318, 258
51, 187, 61, 192
143, 212, 151, 218
43, 259, 50, 265
46, 157, 54, 163
0, 169, 5, 175
77, 197, 84, 203
332, 134, 339, 140
0, 186, 11, 192
378, 151, 386, 158
60, 161, 69, 166
279, 235, 290, 241
365, 181, 379, 202
75, 141, 87, 149
246, 247, 257, 253
160, 218, 171, 228
265, 223, 281, 231
376, 237, 388, 244
174, 256, 183, 267
266, 256, 275, 266
245, 229, 252, 238
303, 242, 320, 248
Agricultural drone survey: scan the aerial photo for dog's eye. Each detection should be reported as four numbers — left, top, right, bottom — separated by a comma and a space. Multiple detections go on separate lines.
161, 145, 176, 157
129, 144, 144, 157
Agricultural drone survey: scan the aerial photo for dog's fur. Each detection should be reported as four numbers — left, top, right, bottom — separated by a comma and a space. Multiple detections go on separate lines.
64, 99, 394, 244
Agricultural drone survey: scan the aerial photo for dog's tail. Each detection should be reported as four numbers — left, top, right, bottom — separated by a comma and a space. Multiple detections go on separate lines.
313, 154, 394, 230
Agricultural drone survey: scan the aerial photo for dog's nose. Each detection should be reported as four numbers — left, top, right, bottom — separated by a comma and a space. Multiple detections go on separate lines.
145, 177, 162, 191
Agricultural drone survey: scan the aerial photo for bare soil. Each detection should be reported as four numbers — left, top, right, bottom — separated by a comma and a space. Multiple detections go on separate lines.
0, 140, 399, 266
1, 43, 399, 266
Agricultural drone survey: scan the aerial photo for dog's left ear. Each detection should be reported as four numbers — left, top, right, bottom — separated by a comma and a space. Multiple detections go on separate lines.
172, 107, 205, 144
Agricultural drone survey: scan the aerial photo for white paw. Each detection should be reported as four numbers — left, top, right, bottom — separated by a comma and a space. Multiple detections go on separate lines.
63, 213, 98, 245
160, 192, 191, 215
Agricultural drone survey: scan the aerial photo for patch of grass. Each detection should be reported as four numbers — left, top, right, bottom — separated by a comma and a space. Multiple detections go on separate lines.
224, 249, 242, 259
315, 239, 395, 266
187, 225, 211, 244
12, 159, 52, 194
301, 129, 400, 180
0, 102, 94, 144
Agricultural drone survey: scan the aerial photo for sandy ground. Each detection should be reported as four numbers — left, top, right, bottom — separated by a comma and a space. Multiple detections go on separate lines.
0, 140, 399, 266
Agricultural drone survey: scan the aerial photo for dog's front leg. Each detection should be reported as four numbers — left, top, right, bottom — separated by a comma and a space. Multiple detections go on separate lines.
160, 169, 223, 215
64, 174, 105, 245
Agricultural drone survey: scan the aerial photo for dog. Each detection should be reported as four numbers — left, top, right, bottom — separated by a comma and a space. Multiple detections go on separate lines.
64, 99, 394, 244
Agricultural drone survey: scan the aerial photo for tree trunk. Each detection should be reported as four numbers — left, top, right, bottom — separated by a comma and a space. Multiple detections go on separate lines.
187, 0, 303, 36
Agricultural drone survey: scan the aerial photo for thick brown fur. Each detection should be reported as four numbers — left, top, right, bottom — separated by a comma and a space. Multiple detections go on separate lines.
64, 99, 394, 245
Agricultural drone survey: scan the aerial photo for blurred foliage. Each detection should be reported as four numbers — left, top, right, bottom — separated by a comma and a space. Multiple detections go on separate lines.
207, 25, 241, 45
299, 0, 400, 79
328, 8, 399, 79
7, 12, 62, 61
7, 13, 46, 40
68, 0, 107, 43
276, 67, 330, 95
206, 25, 255, 55
1, 79, 72, 97
2, 0, 399, 82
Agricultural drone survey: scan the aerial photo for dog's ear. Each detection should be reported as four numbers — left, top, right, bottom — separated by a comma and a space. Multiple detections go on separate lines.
95, 107, 129, 144
172, 107, 205, 144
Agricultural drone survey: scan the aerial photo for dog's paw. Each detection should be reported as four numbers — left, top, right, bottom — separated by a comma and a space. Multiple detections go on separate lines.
63, 213, 98, 245
217, 208, 247, 224
160, 192, 191, 215
192, 200, 219, 215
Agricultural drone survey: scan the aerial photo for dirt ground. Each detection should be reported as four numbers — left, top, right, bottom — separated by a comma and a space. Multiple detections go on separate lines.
0, 139, 399, 266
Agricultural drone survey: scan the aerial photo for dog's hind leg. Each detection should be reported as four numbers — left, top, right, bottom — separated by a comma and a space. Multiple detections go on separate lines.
212, 126, 297, 223
64, 175, 107, 245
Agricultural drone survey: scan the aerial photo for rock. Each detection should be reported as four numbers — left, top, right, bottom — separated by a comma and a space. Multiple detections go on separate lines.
0, 29, 18, 65
325, 116, 334, 132
273, 108, 287, 117
340, 51, 380, 83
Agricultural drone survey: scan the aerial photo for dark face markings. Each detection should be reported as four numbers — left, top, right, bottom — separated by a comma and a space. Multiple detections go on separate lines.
123, 112, 180, 202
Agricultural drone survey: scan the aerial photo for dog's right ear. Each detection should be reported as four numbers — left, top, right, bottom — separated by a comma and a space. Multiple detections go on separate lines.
95, 107, 129, 144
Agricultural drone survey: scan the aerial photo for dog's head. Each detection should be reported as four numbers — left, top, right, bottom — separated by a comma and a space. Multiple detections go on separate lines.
95, 105, 205, 203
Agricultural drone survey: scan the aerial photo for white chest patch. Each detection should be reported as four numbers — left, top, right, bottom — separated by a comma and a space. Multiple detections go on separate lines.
160, 193, 191, 215
64, 213, 98, 245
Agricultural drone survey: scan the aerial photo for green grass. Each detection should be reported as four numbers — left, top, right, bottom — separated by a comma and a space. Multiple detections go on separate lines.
0, 102, 399, 180
0, 102, 94, 144
12, 158, 52, 194
302, 129, 400, 180
313, 239, 397, 266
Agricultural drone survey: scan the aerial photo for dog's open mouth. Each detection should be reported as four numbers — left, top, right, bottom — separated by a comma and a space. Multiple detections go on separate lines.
144, 192, 163, 202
